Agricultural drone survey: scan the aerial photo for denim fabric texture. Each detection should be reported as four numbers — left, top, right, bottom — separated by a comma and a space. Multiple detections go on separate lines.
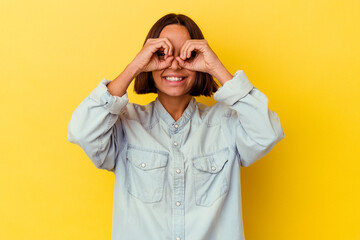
67, 70, 285, 240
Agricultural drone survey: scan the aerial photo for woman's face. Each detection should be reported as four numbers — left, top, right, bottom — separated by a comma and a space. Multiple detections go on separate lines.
152, 24, 197, 98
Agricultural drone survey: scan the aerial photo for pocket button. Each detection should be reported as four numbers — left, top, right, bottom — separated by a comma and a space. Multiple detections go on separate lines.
192, 148, 230, 206
126, 147, 169, 203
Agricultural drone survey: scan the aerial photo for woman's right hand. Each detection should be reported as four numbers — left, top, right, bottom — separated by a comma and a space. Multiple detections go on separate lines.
107, 38, 174, 97
131, 38, 174, 73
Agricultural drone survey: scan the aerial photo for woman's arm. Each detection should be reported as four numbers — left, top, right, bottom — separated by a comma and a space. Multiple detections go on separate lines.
67, 38, 176, 171
174, 40, 284, 166
107, 63, 140, 97
66, 66, 134, 171
214, 70, 285, 167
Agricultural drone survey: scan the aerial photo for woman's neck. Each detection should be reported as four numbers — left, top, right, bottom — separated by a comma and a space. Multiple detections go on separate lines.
158, 93, 192, 122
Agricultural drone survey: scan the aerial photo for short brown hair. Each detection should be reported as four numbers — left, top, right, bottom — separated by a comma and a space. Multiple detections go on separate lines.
134, 13, 218, 96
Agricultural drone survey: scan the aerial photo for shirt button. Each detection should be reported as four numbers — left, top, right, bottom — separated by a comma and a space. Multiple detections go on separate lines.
176, 201, 181, 206
141, 163, 146, 168
176, 237, 181, 240
173, 142, 178, 146
211, 166, 216, 171
174, 124, 178, 128
176, 169, 181, 174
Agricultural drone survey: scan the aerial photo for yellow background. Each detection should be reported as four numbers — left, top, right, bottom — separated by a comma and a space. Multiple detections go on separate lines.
1, 0, 359, 239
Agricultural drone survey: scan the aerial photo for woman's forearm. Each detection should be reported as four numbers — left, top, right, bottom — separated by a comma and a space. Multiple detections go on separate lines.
107, 63, 140, 97
210, 64, 233, 85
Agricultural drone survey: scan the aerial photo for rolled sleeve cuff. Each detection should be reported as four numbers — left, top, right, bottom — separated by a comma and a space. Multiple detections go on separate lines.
89, 78, 129, 115
214, 70, 254, 105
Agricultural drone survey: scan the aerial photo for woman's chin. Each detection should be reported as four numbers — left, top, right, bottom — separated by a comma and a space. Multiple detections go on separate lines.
157, 90, 191, 98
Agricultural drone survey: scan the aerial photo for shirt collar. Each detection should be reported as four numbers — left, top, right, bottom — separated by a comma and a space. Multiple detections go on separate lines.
154, 97, 196, 131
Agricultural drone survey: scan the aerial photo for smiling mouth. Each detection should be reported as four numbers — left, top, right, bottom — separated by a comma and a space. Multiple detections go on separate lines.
163, 76, 187, 82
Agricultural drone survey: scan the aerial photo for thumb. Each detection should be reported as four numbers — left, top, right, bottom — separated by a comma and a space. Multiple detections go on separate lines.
176, 56, 188, 69
159, 56, 174, 69
176, 56, 196, 71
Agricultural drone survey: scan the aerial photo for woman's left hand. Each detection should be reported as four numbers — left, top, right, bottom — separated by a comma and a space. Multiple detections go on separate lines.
175, 39, 222, 75
174, 39, 234, 85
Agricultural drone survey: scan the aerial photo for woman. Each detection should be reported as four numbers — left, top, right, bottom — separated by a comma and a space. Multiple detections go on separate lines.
67, 13, 285, 240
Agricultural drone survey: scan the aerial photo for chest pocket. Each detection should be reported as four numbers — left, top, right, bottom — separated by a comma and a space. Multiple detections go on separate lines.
192, 148, 229, 207
126, 147, 169, 203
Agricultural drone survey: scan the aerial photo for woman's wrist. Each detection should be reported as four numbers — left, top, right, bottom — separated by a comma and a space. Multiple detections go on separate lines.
125, 62, 142, 79
210, 64, 233, 85
107, 64, 140, 97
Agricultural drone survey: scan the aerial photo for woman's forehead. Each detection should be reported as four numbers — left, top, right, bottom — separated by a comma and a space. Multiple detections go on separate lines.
159, 24, 190, 49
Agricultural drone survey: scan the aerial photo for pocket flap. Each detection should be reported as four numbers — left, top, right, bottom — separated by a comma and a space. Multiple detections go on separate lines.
127, 148, 168, 170
192, 149, 229, 173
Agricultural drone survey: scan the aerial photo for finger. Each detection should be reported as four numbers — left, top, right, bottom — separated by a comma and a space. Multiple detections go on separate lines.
176, 56, 185, 66
163, 38, 173, 56
145, 38, 164, 54
156, 40, 169, 58
183, 41, 194, 59
186, 43, 207, 59
176, 56, 192, 70
182, 40, 204, 59
186, 44, 197, 59
155, 38, 173, 57
180, 40, 190, 60
159, 42, 171, 57
181, 41, 204, 60
159, 56, 174, 69
165, 55, 174, 65
146, 38, 173, 56
149, 40, 169, 59
160, 38, 173, 56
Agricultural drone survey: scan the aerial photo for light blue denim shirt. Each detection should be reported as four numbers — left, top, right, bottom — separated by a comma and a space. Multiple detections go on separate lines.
67, 70, 285, 240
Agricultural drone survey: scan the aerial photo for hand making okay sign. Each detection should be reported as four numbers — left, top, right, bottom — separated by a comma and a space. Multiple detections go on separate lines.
174, 39, 223, 75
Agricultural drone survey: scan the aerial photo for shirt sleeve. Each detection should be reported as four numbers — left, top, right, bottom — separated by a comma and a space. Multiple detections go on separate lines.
67, 78, 129, 172
214, 70, 285, 167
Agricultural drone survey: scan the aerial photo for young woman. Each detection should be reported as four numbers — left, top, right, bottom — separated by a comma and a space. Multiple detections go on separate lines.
67, 13, 285, 240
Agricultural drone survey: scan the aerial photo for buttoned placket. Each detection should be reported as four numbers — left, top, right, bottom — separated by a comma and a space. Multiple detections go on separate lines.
171, 121, 185, 240
154, 97, 196, 240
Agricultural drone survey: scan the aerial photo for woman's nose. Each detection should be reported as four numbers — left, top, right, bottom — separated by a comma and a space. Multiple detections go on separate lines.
168, 56, 181, 70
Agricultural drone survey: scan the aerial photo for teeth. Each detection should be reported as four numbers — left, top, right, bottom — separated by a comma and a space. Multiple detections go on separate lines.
165, 77, 184, 81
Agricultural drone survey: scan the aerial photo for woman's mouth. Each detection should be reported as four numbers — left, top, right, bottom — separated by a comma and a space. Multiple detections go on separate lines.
162, 76, 187, 82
